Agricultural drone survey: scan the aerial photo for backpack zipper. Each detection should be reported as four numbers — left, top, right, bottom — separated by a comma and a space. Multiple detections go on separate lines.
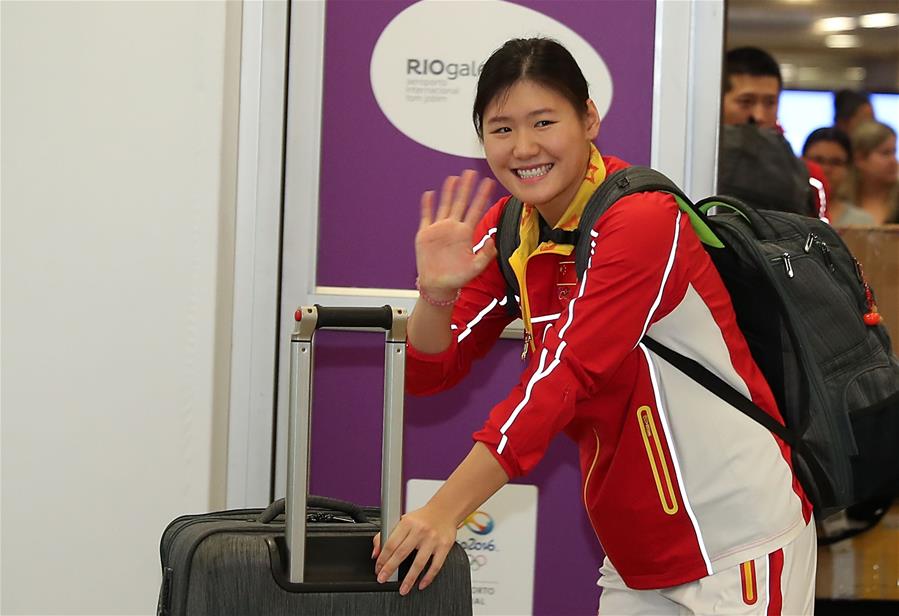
781, 253, 794, 278
805, 231, 877, 323
804, 233, 835, 272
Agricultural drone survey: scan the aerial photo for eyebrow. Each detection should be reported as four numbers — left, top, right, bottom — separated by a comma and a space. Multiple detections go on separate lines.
485, 108, 556, 126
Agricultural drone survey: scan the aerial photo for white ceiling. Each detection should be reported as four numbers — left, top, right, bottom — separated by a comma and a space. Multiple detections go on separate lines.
726, 0, 899, 92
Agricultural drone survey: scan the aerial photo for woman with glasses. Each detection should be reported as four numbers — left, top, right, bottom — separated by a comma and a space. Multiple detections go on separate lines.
803, 127, 875, 226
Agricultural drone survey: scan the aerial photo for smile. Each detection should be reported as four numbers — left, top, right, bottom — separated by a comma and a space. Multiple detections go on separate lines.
515, 164, 553, 179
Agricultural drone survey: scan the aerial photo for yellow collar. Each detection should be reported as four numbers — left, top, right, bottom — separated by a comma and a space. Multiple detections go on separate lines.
508, 144, 606, 340
511, 144, 606, 259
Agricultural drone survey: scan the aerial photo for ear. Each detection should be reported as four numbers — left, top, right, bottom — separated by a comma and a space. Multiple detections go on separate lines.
584, 99, 601, 140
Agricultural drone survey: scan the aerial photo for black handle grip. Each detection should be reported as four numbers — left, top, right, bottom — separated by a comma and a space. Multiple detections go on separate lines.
313, 305, 393, 330
258, 496, 371, 524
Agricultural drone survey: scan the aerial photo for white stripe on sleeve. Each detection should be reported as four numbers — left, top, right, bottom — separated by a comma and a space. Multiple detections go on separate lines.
633, 210, 681, 347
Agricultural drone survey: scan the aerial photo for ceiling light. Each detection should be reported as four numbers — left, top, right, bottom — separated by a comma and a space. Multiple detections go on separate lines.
859, 13, 899, 28
844, 67, 867, 81
815, 16, 857, 33
797, 67, 822, 81
825, 34, 861, 48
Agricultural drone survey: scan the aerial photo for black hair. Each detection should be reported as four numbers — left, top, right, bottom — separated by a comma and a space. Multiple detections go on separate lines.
472, 38, 589, 139
723, 47, 782, 93
802, 127, 853, 163
833, 89, 871, 124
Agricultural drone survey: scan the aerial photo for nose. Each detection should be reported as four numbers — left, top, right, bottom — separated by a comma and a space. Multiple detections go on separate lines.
512, 129, 539, 160
750, 105, 765, 125
749, 102, 774, 128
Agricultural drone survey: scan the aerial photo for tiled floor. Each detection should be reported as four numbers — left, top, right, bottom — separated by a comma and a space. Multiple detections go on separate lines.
816, 502, 899, 601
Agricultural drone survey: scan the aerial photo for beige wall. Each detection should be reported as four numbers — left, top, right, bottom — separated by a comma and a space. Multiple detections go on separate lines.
1, 1, 241, 613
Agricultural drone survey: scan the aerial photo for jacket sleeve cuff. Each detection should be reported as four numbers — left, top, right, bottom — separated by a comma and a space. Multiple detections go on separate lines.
406, 336, 458, 363
472, 427, 523, 479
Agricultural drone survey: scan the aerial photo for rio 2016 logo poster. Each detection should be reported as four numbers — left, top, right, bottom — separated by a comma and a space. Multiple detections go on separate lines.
408, 479, 539, 615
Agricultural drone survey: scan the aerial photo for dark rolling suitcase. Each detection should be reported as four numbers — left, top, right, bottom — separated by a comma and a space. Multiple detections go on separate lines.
157, 305, 472, 615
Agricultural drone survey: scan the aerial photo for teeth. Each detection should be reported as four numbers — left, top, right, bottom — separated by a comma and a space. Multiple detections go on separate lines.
516, 164, 552, 179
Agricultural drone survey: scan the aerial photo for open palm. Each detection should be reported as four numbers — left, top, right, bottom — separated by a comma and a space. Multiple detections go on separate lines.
416, 170, 497, 294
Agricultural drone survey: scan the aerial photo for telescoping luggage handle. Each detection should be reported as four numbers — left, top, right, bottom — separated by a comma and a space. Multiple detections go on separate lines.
286, 305, 407, 584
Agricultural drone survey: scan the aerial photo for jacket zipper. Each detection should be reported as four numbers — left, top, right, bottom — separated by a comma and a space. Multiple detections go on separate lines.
518, 245, 577, 361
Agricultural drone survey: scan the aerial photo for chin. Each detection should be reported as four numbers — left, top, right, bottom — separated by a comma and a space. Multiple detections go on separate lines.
517, 184, 559, 206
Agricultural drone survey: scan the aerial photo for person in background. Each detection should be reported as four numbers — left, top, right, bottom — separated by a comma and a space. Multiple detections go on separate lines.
720, 46, 826, 218
834, 89, 875, 137
839, 120, 899, 225
721, 46, 780, 128
802, 127, 875, 226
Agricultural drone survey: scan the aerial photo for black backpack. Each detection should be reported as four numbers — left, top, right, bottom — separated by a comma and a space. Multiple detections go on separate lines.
496, 166, 899, 520
717, 124, 817, 217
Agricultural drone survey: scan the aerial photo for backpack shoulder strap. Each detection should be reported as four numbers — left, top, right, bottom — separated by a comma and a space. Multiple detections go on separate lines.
497, 167, 702, 312
641, 337, 795, 445
574, 166, 691, 279
496, 196, 523, 315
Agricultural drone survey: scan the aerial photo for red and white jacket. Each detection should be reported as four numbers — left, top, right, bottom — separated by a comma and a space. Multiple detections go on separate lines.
406, 156, 812, 590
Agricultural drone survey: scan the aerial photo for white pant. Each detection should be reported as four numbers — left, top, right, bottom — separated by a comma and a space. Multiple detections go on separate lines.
597, 519, 817, 615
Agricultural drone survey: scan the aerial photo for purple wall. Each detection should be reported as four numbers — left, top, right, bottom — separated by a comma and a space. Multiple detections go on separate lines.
305, 2, 657, 613
316, 0, 656, 290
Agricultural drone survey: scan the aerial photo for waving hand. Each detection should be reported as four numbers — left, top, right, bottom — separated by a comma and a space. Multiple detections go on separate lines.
415, 170, 496, 299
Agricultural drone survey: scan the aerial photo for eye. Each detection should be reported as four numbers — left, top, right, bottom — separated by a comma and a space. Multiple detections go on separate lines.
490, 126, 511, 135
535, 120, 555, 128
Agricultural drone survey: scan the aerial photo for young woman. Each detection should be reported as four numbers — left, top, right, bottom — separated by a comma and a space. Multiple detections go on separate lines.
838, 120, 899, 225
373, 38, 815, 614
802, 127, 875, 226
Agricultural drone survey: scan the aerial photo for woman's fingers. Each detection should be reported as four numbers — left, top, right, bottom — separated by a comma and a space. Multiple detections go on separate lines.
434, 175, 458, 221
449, 170, 477, 220
399, 544, 434, 596
374, 506, 458, 595
418, 543, 451, 591
371, 532, 381, 559
375, 524, 409, 577
463, 177, 496, 226
376, 530, 422, 584
431, 171, 491, 225
419, 191, 435, 231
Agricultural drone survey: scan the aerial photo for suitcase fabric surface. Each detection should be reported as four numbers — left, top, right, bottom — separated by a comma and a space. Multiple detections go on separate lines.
157, 306, 472, 615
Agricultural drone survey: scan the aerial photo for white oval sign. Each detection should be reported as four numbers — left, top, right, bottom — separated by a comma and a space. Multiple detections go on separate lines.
370, 0, 614, 159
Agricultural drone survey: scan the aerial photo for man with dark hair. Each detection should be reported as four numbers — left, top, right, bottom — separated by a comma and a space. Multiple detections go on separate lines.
834, 89, 874, 135
719, 46, 826, 218
721, 46, 782, 127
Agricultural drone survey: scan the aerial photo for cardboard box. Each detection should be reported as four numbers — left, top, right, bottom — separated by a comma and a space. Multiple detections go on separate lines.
838, 225, 899, 355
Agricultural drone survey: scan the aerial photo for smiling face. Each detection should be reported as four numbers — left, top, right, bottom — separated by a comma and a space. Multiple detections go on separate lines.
482, 79, 600, 223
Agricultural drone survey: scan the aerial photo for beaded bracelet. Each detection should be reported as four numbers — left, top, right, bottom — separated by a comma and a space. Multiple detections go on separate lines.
415, 276, 461, 307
